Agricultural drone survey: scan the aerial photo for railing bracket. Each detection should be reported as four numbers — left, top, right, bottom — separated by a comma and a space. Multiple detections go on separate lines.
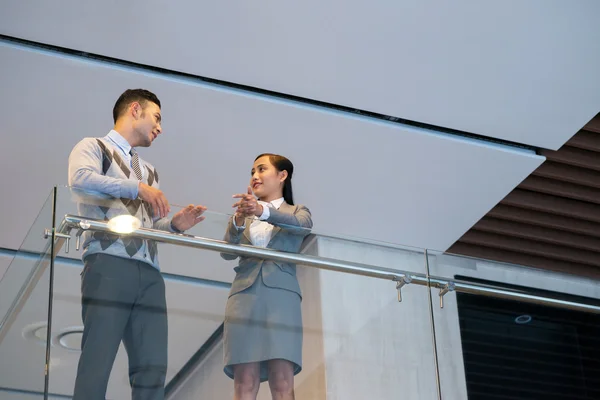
396, 274, 413, 302
439, 282, 456, 308
43, 229, 72, 253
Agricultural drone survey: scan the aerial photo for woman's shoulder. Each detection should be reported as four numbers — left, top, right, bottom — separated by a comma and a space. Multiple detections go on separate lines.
282, 203, 310, 214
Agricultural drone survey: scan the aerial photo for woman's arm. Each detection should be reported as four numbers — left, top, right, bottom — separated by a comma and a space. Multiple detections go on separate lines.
220, 215, 245, 260
266, 205, 313, 236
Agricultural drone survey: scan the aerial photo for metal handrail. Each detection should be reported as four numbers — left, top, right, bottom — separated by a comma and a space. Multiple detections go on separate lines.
1, 213, 599, 347
62, 214, 600, 314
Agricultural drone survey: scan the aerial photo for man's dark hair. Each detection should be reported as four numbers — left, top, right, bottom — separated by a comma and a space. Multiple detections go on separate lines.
112, 89, 161, 123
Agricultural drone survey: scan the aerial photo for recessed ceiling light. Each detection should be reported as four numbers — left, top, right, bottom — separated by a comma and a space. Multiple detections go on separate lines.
22, 322, 48, 346
55, 328, 84, 352
22, 323, 84, 352
515, 314, 532, 324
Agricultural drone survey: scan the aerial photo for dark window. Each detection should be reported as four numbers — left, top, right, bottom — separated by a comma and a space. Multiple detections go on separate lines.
456, 276, 600, 400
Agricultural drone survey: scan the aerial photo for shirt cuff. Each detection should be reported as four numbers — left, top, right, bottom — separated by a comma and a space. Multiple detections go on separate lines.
258, 202, 270, 220
170, 219, 183, 233
233, 216, 246, 230
121, 179, 140, 199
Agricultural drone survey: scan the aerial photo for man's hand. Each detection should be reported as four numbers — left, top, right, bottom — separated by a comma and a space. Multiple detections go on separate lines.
171, 204, 207, 232
138, 183, 170, 218
232, 186, 263, 218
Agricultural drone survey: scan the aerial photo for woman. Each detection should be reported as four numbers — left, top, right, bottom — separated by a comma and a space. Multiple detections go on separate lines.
221, 153, 313, 400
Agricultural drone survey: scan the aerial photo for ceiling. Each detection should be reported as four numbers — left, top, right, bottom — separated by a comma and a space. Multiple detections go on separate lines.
1, 1, 600, 149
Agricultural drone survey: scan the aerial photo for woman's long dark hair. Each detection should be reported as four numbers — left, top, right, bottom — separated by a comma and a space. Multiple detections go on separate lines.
255, 153, 294, 205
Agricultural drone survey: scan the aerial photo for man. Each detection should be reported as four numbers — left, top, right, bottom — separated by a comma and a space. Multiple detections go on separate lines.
68, 89, 206, 399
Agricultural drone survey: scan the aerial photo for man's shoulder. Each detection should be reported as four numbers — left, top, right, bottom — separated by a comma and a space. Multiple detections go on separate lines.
73, 136, 107, 150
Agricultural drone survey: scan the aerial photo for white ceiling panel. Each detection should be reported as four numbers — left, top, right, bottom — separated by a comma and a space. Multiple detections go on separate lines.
0, 43, 544, 279
1, 1, 599, 149
0, 258, 228, 399
0, 253, 12, 283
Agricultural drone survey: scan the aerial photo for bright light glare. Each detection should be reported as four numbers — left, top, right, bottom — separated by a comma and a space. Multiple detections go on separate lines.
107, 215, 141, 234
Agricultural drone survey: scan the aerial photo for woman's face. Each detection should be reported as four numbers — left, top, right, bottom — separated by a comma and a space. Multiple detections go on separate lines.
250, 156, 287, 200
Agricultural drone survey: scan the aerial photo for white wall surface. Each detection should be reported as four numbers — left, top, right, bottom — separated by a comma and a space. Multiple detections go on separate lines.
0, 42, 544, 267
314, 237, 439, 400
2, 1, 599, 149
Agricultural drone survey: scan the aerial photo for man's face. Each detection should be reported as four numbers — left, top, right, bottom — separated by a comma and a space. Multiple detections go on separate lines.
133, 101, 162, 147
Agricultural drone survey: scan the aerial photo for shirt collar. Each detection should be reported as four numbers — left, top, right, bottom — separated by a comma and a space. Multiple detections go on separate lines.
106, 130, 133, 156
266, 197, 285, 210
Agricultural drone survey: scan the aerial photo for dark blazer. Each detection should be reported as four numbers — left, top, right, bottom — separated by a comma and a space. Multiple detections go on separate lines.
221, 203, 313, 298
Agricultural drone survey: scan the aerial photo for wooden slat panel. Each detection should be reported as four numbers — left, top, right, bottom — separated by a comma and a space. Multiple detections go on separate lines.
451, 114, 600, 279
533, 162, 600, 189
519, 175, 600, 204
501, 189, 600, 222
566, 130, 600, 152
459, 231, 600, 267
472, 217, 600, 252
448, 242, 600, 279
539, 146, 600, 172
488, 205, 600, 238
583, 115, 600, 134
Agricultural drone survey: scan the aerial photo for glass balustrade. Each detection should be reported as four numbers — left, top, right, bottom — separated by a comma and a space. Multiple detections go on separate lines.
1, 185, 598, 400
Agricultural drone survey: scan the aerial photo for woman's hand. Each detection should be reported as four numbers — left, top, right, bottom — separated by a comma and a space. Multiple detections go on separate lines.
232, 186, 263, 218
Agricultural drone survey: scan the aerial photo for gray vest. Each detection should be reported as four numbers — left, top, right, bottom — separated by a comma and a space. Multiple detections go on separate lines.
78, 138, 162, 268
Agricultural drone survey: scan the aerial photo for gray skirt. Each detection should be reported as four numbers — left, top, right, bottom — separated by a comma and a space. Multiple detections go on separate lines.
223, 275, 303, 382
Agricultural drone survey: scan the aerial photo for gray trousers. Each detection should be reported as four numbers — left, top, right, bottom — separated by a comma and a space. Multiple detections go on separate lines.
73, 254, 168, 400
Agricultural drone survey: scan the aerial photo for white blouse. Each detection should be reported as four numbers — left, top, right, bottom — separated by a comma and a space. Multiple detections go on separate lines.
234, 197, 284, 248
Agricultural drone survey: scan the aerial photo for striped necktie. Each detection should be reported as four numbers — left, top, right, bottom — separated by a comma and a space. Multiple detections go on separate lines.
130, 149, 143, 181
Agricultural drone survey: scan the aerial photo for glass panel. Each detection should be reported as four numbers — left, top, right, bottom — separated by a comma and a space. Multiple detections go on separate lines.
13, 185, 600, 399
0, 189, 55, 399
44, 185, 441, 399
427, 249, 600, 400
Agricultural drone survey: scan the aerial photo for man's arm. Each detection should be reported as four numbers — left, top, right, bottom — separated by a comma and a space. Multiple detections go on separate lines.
68, 138, 138, 199
153, 217, 178, 233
